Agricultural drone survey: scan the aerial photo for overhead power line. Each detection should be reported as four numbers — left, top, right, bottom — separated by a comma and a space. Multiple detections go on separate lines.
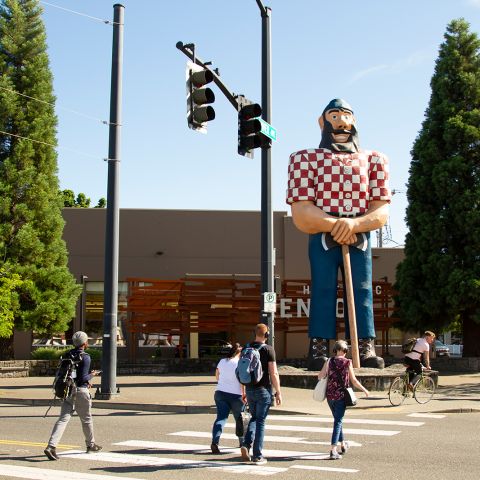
40, 1, 121, 25
0, 129, 103, 161
0, 86, 113, 126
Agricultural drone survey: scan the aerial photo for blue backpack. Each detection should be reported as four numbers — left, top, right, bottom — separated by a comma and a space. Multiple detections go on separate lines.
235, 343, 266, 386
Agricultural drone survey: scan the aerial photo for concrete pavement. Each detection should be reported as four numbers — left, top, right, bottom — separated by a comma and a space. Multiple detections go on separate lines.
0, 369, 479, 416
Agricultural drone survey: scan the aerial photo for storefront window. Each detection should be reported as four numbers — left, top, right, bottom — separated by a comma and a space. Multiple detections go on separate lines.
84, 282, 127, 346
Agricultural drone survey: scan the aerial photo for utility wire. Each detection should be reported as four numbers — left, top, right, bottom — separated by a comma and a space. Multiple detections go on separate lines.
0, 129, 103, 160
40, 1, 121, 25
0, 86, 113, 126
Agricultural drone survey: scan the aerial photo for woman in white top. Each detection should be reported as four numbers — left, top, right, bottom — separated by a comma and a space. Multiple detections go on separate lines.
210, 343, 245, 453
404, 331, 435, 386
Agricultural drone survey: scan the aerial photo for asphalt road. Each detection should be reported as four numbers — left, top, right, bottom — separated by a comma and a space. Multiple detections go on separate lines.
0, 404, 478, 480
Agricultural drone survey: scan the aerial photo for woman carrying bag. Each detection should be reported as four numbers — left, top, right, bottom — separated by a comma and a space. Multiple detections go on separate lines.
210, 343, 246, 453
317, 340, 369, 460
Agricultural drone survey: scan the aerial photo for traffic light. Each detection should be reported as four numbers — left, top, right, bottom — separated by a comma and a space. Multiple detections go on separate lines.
237, 96, 266, 158
186, 61, 215, 133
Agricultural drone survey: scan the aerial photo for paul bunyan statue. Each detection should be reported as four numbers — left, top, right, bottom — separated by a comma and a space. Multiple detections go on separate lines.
286, 99, 391, 370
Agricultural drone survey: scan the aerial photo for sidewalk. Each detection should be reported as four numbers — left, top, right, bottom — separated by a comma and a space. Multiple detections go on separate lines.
0, 371, 479, 416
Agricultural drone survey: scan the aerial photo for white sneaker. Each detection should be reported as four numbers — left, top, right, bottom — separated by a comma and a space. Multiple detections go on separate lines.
341, 441, 349, 454
329, 450, 342, 460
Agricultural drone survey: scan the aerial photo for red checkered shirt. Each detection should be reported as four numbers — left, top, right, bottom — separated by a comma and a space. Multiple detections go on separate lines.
286, 148, 391, 215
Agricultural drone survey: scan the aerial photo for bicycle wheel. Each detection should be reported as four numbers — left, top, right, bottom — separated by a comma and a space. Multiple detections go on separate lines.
389, 376, 407, 406
414, 376, 435, 404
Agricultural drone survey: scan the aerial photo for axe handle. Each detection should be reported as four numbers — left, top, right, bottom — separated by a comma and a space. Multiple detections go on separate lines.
342, 244, 360, 368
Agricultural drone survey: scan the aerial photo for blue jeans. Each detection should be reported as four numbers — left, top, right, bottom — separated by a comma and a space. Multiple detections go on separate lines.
308, 233, 375, 339
243, 387, 272, 459
211, 390, 244, 445
327, 398, 346, 445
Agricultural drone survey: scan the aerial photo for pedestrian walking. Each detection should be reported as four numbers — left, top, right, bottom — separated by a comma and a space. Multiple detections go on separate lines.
318, 339, 368, 460
210, 342, 246, 453
44, 331, 102, 460
240, 323, 282, 465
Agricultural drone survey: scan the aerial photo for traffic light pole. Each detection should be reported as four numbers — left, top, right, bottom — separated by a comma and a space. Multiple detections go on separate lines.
99, 3, 124, 400
256, 1, 274, 347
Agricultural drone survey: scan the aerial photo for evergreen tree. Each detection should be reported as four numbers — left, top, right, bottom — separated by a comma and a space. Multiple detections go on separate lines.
0, 0, 80, 357
396, 19, 480, 356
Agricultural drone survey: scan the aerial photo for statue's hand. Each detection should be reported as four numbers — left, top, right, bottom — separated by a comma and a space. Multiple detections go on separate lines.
331, 218, 356, 244
341, 233, 357, 245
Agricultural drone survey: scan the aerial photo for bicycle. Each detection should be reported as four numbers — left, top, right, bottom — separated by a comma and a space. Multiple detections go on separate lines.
388, 367, 435, 406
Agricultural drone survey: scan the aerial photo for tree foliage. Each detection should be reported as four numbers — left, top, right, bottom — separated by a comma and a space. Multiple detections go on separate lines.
0, 0, 80, 346
396, 19, 480, 354
61, 189, 106, 208
0, 266, 23, 337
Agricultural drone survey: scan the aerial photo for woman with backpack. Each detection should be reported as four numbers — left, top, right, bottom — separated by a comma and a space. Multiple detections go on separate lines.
317, 340, 369, 460
210, 342, 246, 454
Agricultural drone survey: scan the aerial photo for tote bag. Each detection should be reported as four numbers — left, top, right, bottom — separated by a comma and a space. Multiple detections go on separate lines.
313, 359, 330, 402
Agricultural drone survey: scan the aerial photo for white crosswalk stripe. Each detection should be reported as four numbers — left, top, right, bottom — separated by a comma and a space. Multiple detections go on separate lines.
292, 465, 359, 473
169, 430, 363, 447
268, 414, 425, 427
60, 450, 288, 476
114, 439, 330, 460
407, 413, 446, 418
225, 422, 401, 436
0, 464, 143, 480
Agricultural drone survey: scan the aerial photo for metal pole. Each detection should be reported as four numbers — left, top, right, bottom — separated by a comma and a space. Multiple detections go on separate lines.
80, 275, 88, 332
257, 2, 274, 346
100, 4, 124, 399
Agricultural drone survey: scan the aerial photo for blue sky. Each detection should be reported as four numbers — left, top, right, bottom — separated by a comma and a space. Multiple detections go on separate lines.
40, 0, 480, 246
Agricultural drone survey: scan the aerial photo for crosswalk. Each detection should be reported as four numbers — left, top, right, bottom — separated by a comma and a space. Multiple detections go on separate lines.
1, 411, 445, 479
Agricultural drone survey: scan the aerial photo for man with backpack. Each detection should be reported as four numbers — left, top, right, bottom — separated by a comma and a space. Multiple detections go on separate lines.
403, 330, 435, 387
237, 323, 282, 465
44, 331, 102, 460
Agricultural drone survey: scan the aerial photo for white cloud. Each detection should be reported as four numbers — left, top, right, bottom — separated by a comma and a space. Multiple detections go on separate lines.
349, 50, 430, 84
467, 0, 480, 8
350, 64, 388, 83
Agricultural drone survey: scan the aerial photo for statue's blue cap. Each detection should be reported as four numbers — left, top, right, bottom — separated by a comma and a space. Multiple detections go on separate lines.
322, 98, 354, 115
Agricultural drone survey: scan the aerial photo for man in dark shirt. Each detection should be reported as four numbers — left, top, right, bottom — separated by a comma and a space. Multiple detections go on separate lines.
240, 323, 282, 465
44, 331, 102, 460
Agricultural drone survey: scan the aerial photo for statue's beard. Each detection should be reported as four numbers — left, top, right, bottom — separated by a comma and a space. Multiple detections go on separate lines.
319, 122, 360, 153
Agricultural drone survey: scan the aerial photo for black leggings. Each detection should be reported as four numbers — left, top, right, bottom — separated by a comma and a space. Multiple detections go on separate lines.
403, 356, 422, 384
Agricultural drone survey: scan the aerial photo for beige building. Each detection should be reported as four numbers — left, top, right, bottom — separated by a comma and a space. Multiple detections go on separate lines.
54, 208, 404, 361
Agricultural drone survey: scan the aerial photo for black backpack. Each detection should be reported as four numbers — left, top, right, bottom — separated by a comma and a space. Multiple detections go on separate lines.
53, 350, 83, 399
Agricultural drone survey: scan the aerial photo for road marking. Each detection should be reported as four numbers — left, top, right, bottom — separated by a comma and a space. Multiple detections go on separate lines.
267, 415, 424, 427
0, 464, 142, 480
114, 440, 329, 460
225, 423, 400, 436
407, 413, 446, 418
169, 430, 363, 447
0, 440, 79, 449
60, 450, 287, 476
292, 465, 359, 473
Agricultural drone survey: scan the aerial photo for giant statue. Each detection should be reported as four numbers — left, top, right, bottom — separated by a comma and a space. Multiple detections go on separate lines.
286, 99, 391, 369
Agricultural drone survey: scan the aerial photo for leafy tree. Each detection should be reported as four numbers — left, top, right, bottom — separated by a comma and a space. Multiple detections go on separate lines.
61, 189, 104, 208
0, 0, 80, 357
95, 197, 106, 208
396, 19, 480, 356
0, 266, 23, 337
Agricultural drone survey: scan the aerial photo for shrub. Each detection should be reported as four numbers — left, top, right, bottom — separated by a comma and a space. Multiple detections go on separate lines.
31, 346, 102, 362
31, 347, 69, 360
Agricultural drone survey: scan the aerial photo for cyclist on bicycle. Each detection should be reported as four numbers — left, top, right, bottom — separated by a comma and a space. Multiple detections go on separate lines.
404, 331, 435, 388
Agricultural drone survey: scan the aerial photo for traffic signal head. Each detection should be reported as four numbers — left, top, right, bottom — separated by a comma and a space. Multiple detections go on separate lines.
238, 97, 264, 158
186, 61, 215, 133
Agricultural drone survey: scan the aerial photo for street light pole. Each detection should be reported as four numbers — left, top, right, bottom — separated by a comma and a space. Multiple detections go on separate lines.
100, 3, 124, 399
80, 275, 88, 332
256, 0, 274, 346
